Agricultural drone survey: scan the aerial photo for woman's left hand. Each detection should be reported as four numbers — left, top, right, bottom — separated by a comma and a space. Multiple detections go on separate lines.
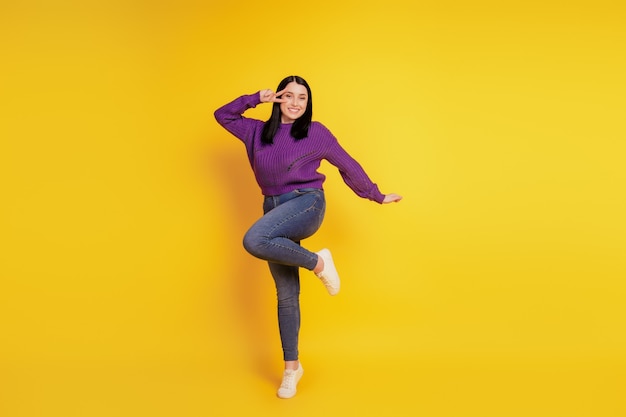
383, 193, 403, 204
259, 88, 288, 103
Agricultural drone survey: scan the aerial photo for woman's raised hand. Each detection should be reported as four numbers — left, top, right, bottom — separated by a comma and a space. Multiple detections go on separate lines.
383, 193, 403, 204
259, 88, 288, 103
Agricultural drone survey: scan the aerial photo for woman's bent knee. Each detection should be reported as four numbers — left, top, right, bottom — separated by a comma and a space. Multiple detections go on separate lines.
242, 229, 266, 258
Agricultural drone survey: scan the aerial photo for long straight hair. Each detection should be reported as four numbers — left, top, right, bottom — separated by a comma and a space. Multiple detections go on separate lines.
261, 75, 313, 144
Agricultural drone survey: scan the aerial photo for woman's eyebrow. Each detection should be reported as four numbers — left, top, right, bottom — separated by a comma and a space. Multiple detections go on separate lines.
283, 90, 307, 97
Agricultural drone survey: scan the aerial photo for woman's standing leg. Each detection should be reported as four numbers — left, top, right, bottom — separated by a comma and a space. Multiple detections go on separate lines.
268, 261, 301, 366
269, 260, 305, 398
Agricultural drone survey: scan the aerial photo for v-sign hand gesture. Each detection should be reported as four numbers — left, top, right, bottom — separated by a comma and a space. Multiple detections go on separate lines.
259, 88, 288, 103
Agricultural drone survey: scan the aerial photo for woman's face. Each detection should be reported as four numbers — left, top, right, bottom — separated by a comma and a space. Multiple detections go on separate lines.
279, 81, 308, 124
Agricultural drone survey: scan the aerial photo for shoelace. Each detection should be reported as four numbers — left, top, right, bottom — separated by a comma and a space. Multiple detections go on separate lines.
318, 273, 336, 289
280, 370, 297, 389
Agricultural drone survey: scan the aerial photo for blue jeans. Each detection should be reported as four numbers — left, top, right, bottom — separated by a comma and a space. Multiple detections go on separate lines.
243, 188, 326, 361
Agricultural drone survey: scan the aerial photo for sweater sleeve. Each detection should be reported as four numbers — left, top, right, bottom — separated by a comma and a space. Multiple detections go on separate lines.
214, 93, 263, 145
321, 127, 386, 204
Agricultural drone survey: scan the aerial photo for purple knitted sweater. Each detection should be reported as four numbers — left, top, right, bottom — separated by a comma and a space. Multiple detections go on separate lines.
214, 93, 385, 203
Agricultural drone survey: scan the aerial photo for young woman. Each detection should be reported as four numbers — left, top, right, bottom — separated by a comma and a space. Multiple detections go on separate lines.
214, 75, 402, 399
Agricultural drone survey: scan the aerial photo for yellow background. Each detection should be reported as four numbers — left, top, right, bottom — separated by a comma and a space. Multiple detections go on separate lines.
1, 0, 625, 416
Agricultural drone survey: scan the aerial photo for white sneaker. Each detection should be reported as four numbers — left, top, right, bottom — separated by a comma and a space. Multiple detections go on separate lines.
277, 364, 304, 399
315, 248, 340, 296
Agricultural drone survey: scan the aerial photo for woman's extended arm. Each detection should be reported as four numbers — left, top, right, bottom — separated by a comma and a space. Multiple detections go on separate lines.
214, 89, 287, 142
324, 133, 402, 204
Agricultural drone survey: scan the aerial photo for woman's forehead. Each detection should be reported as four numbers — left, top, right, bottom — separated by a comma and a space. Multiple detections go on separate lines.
284, 82, 308, 95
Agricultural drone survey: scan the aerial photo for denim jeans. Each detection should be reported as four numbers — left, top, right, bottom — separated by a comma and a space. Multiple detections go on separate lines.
243, 188, 326, 361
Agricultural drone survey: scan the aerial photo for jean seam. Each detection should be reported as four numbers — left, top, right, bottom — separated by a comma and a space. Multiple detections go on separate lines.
265, 240, 317, 264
